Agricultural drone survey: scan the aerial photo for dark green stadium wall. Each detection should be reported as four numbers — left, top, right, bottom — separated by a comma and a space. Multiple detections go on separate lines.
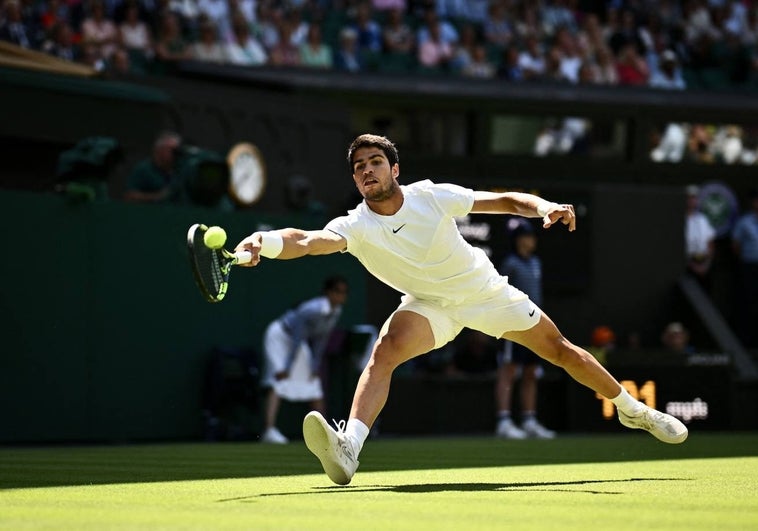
0, 190, 366, 443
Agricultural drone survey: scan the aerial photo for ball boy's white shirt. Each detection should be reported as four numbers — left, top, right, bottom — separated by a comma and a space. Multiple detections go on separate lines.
325, 180, 521, 306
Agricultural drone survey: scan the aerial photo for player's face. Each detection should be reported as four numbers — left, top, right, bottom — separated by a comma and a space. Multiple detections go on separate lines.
351, 147, 399, 202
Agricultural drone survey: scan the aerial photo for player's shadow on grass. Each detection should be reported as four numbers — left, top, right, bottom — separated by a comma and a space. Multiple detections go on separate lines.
220, 477, 690, 501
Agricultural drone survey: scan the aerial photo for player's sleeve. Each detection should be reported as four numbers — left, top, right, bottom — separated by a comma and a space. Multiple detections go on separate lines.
324, 212, 363, 254
427, 181, 476, 217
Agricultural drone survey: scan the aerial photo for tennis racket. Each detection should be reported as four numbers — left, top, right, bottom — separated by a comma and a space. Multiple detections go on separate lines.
187, 223, 252, 303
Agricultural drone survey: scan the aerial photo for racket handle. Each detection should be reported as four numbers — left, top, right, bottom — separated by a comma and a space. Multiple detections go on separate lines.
234, 251, 252, 264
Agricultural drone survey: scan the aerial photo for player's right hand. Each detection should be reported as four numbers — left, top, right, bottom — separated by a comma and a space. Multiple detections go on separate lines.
234, 233, 264, 266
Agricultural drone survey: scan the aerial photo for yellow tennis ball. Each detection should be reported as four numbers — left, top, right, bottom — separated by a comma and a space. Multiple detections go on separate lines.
203, 226, 227, 249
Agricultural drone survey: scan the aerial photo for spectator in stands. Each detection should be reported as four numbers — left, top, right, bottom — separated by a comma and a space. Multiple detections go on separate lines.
482, 1, 513, 50
38, 0, 70, 34
594, 45, 620, 84
541, 45, 571, 83
518, 33, 546, 80
436, 0, 488, 24
661, 322, 695, 355
107, 46, 134, 76
498, 44, 524, 81
416, 7, 458, 50
541, 0, 577, 37
269, 22, 301, 66
43, 21, 79, 61
124, 131, 184, 203
576, 12, 606, 61
685, 184, 716, 289
615, 41, 650, 85
0, 0, 34, 49
372, 0, 405, 12
334, 26, 362, 72
650, 49, 686, 89
225, 13, 267, 66
577, 59, 600, 84
731, 187, 758, 348
228, 0, 257, 27
191, 17, 226, 63
417, 14, 455, 71
513, 1, 541, 41
352, 1, 382, 54
119, 2, 153, 59
153, 12, 191, 63
495, 220, 555, 439
462, 43, 496, 79
81, 0, 118, 60
381, 6, 413, 56
684, 0, 721, 45
252, 2, 281, 52
449, 23, 477, 73
170, 0, 201, 29
300, 23, 332, 69
146, 0, 174, 39
285, 7, 309, 48
554, 25, 582, 83
608, 8, 649, 57
197, 0, 231, 42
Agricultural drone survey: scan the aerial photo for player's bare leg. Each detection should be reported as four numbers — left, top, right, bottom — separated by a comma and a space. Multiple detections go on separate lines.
504, 313, 687, 444
349, 310, 435, 427
303, 311, 435, 484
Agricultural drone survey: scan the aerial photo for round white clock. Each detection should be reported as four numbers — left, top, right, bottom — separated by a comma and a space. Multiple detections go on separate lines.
227, 142, 266, 206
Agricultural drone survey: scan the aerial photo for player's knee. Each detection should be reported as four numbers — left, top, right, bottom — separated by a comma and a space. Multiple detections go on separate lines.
370, 331, 411, 371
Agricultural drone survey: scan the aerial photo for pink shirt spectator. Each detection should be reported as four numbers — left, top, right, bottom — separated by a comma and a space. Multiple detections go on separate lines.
372, 0, 405, 10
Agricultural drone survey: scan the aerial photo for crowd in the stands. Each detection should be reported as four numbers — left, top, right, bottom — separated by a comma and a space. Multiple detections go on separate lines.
1, 0, 757, 89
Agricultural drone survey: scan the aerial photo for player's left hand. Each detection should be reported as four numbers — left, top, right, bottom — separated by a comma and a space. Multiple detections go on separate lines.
543, 204, 576, 232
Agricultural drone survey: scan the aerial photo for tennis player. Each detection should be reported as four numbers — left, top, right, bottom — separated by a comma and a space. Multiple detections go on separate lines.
235, 134, 688, 485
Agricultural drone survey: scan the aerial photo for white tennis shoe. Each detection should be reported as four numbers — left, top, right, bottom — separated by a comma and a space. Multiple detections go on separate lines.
303, 411, 359, 485
261, 427, 289, 444
618, 406, 688, 444
495, 418, 527, 439
522, 419, 556, 439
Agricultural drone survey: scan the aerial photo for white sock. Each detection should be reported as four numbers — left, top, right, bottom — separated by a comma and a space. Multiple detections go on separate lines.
345, 418, 370, 455
610, 386, 644, 415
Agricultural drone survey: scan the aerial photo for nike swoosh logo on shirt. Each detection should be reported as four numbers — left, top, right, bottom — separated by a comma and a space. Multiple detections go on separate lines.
392, 224, 406, 234
529, 309, 535, 317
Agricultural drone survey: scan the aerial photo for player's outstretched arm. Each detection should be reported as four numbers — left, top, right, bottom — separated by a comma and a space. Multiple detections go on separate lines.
471, 191, 576, 231
234, 228, 347, 267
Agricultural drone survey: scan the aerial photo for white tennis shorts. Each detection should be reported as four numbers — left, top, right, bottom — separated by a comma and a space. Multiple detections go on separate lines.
390, 279, 542, 350
263, 320, 323, 402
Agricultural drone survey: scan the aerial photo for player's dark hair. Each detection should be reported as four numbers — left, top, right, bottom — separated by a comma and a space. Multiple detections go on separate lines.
347, 134, 399, 173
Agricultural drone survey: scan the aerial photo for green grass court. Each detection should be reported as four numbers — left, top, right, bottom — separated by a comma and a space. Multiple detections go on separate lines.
2, 433, 757, 530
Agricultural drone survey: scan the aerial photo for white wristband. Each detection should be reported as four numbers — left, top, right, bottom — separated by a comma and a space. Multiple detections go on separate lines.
259, 231, 284, 258
536, 200, 561, 218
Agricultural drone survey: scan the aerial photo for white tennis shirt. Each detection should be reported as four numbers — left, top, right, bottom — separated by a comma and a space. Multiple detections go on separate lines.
325, 180, 501, 306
